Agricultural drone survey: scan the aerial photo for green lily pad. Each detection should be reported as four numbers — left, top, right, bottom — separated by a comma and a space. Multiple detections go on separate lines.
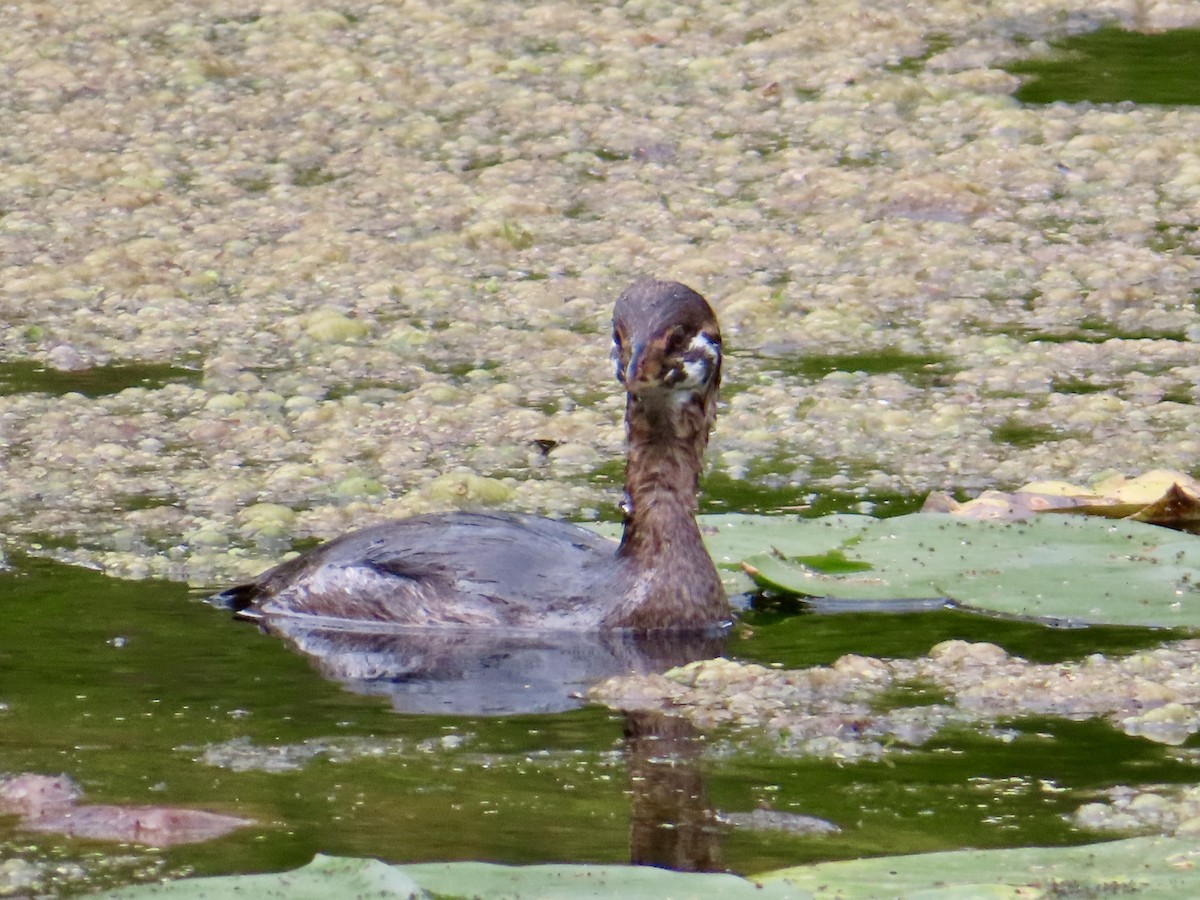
98, 837, 1200, 898
699, 513, 876, 568
734, 514, 1200, 628
761, 835, 1200, 898
99, 854, 421, 899
586, 513, 877, 568
99, 855, 803, 899
401, 861, 801, 899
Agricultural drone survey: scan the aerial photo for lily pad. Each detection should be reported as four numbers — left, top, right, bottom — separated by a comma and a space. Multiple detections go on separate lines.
586, 513, 880, 596
98, 837, 1200, 898
99, 855, 423, 899
699, 512, 876, 568
762, 835, 1200, 898
736, 514, 1200, 628
400, 861, 798, 900
100, 855, 801, 900
581, 513, 877, 565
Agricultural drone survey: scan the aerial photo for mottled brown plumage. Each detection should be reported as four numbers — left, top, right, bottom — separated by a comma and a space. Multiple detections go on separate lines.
214, 279, 729, 632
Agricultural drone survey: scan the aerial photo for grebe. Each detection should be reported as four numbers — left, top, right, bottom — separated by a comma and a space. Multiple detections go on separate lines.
214, 279, 729, 632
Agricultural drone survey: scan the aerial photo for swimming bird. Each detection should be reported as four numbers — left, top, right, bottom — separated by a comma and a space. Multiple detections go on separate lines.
214, 279, 729, 632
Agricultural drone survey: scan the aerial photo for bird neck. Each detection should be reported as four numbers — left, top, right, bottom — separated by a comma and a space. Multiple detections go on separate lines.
605, 388, 726, 631
617, 391, 713, 563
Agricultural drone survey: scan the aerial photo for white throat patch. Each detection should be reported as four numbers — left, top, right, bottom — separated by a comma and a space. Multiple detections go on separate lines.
676, 332, 720, 392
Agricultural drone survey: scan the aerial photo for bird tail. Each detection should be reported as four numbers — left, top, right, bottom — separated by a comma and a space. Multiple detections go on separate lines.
207, 582, 265, 621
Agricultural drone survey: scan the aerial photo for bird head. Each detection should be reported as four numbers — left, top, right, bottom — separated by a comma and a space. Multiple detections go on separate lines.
611, 280, 722, 412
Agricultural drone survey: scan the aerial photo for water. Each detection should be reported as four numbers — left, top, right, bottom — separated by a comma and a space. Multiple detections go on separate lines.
0, 361, 201, 398
1006, 27, 1200, 106
0, 556, 1190, 892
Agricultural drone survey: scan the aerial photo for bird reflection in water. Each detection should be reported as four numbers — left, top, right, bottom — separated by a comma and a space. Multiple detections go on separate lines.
263, 617, 725, 716
261, 620, 728, 871
625, 710, 723, 873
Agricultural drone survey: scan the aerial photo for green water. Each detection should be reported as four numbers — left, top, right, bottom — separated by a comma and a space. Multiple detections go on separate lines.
1007, 27, 1200, 105
0, 557, 1191, 892
0, 361, 201, 397
744, 350, 951, 386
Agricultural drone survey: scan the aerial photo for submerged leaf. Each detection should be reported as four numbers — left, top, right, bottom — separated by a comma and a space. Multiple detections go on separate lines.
0, 773, 251, 847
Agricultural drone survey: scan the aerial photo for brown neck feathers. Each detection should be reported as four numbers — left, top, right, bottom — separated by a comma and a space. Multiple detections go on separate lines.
618, 387, 715, 562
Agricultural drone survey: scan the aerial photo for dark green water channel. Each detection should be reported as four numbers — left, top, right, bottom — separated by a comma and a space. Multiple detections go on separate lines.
0, 361, 201, 398
1006, 27, 1200, 106
0, 557, 1192, 893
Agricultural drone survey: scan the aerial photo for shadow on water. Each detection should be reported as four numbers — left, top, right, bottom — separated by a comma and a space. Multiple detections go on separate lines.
0, 555, 1196, 891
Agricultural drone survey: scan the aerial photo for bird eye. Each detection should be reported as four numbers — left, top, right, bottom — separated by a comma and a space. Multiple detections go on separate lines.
664, 326, 690, 356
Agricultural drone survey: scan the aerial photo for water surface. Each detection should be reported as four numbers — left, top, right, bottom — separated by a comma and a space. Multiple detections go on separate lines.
0, 557, 1189, 892
1007, 27, 1200, 105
